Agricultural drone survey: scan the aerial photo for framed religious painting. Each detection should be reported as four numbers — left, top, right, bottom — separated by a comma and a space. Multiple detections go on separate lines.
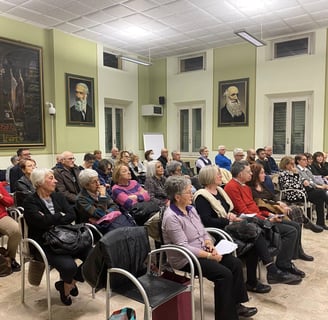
0, 37, 44, 146
66, 73, 95, 127
218, 78, 249, 127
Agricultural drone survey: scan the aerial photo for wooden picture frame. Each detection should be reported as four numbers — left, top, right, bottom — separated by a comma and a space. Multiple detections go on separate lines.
0, 37, 44, 146
218, 78, 249, 127
66, 73, 95, 126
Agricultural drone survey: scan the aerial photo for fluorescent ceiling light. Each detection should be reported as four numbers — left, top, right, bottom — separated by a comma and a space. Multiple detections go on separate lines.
119, 55, 152, 66
234, 30, 266, 47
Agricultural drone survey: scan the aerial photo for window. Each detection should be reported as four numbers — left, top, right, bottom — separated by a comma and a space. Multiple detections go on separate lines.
179, 53, 206, 73
103, 52, 122, 69
271, 97, 310, 155
273, 34, 313, 59
105, 106, 124, 153
179, 106, 202, 153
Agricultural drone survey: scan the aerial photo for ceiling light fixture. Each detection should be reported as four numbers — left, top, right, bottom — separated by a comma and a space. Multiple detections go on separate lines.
119, 55, 152, 66
234, 30, 266, 47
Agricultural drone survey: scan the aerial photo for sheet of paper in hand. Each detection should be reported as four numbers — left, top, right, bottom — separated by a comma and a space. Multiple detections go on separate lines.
215, 239, 238, 255
239, 213, 257, 219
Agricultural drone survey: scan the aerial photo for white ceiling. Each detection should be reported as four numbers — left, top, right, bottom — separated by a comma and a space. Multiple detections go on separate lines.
1, 0, 328, 59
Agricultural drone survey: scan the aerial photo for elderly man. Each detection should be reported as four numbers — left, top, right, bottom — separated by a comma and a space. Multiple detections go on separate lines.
157, 148, 169, 169
53, 151, 81, 205
232, 148, 245, 164
171, 150, 193, 176
264, 146, 279, 173
70, 82, 92, 122
108, 147, 119, 167
220, 86, 245, 124
215, 145, 232, 170
195, 146, 212, 174
224, 160, 304, 284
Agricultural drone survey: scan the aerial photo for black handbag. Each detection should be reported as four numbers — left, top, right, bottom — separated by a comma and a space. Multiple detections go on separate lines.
225, 219, 262, 257
129, 200, 160, 225
248, 218, 282, 257
43, 223, 92, 255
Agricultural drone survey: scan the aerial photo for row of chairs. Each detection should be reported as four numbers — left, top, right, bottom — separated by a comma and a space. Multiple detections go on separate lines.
13, 204, 235, 320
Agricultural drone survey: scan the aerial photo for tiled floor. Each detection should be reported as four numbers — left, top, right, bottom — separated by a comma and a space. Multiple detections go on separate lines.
1, 227, 328, 320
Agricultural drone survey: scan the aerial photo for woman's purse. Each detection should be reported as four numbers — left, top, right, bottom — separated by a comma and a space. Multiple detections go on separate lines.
129, 200, 160, 225
225, 219, 262, 256
255, 198, 285, 215
43, 223, 92, 255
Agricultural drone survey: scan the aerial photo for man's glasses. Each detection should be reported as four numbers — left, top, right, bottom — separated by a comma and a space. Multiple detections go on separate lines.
66, 157, 75, 161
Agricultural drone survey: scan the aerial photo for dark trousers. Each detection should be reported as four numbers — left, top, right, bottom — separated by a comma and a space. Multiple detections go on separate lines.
44, 246, 91, 283
244, 233, 273, 286
274, 221, 298, 269
285, 219, 302, 259
307, 188, 326, 226
182, 254, 248, 320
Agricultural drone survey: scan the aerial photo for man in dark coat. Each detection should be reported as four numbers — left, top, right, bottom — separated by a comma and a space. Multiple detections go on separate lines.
53, 151, 81, 205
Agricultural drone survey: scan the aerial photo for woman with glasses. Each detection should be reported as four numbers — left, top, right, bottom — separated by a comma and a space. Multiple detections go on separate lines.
279, 156, 328, 230
162, 175, 257, 320
76, 169, 135, 233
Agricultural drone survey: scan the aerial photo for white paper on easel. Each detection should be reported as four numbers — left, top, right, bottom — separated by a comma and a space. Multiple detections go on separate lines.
215, 239, 238, 255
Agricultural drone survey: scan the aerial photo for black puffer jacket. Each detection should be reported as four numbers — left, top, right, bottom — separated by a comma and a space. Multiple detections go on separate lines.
82, 226, 149, 291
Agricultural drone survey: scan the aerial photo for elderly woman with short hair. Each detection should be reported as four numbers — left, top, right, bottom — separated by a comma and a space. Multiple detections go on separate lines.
166, 160, 182, 176
77, 168, 119, 221
24, 168, 92, 306
162, 175, 257, 320
144, 160, 168, 207
76, 169, 134, 233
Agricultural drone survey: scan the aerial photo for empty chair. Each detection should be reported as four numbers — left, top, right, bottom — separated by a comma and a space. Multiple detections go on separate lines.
82, 226, 197, 320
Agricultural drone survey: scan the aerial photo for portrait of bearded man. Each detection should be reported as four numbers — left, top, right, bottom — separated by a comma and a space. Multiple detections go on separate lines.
218, 79, 248, 126
69, 82, 93, 123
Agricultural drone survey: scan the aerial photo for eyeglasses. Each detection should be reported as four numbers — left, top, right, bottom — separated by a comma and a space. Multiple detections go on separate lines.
65, 157, 75, 161
300, 158, 307, 161
180, 191, 193, 195
90, 179, 100, 185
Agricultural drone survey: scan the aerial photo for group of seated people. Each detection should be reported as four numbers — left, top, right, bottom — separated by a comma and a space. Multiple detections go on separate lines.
1, 145, 327, 319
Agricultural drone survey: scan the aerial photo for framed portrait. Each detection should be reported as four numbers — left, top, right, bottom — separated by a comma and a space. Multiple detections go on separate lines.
66, 73, 95, 126
0, 37, 44, 146
218, 78, 249, 127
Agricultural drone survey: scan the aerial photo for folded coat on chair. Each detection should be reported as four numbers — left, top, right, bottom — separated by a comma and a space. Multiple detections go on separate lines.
82, 226, 149, 291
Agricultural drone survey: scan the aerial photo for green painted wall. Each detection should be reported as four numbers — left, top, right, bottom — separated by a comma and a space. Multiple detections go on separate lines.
212, 44, 257, 151
52, 30, 98, 153
138, 59, 167, 149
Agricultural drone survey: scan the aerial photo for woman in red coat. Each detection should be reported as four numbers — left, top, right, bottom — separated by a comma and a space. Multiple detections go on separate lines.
0, 182, 21, 274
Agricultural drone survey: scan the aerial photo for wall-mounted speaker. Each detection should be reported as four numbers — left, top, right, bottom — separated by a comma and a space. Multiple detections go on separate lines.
159, 96, 165, 105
